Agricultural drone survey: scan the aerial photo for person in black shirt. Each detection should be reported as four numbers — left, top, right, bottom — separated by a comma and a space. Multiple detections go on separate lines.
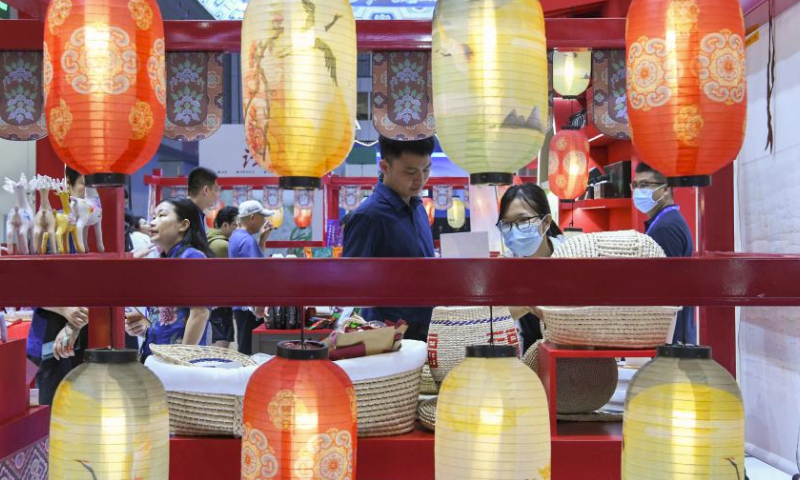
187, 167, 220, 237
632, 163, 696, 344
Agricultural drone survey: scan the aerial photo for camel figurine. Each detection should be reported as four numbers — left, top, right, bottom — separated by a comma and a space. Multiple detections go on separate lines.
29, 175, 59, 255
54, 179, 85, 254
79, 186, 104, 253
3, 174, 34, 255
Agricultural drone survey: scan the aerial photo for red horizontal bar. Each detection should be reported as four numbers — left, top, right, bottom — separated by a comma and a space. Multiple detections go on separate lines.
2, 255, 800, 307
145, 175, 539, 189
0, 19, 626, 51
264, 241, 325, 249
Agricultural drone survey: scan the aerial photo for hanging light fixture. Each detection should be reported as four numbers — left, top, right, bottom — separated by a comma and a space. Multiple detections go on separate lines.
623, 344, 744, 480
422, 197, 435, 226
49, 349, 169, 480
269, 206, 284, 229
436, 345, 551, 480
548, 128, 590, 200
241, 0, 357, 190
432, 0, 548, 186
294, 203, 312, 229
44, 0, 166, 187
447, 197, 466, 229
242, 341, 357, 480
552, 49, 592, 99
626, 0, 746, 187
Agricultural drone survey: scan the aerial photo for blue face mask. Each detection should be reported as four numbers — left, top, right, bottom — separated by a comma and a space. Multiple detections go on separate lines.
633, 186, 666, 214
502, 221, 545, 257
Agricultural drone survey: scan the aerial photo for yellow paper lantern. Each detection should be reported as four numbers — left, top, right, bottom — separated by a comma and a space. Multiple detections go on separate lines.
268, 206, 284, 229
622, 344, 744, 480
432, 0, 548, 185
436, 345, 551, 480
447, 198, 466, 229
241, 0, 357, 190
49, 349, 169, 480
552, 49, 592, 98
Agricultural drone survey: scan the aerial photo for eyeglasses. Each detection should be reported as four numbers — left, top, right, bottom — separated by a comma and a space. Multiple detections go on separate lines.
630, 181, 665, 190
496, 216, 544, 234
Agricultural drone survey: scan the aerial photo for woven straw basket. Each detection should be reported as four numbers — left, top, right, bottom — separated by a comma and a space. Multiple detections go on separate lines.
417, 396, 437, 431
428, 306, 519, 383
419, 364, 439, 395
353, 367, 423, 437
149, 344, 256, 437
540, 230, 681, 348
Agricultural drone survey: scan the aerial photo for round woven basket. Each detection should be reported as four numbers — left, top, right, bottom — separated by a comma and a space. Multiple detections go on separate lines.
353, 367, 423, 437
428, 306, 519, 383
419, 364, 438, 395
417, 396, 437, 431
522, 340, 619, 415
149, 344, 257, 437
541, 230, 680, 348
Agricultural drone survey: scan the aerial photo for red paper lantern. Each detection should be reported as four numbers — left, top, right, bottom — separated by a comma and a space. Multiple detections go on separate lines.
44, 0, 166, 187
422, 197, 435, 226
626, 0, 746, 187
548, 129, 590, 200
293, 204, 312, 229
242, 341, 357, 480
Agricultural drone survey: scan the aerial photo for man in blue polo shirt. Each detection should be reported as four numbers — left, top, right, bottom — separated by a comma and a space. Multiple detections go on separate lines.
633, 162, 696, 344
343, 136, 436, 341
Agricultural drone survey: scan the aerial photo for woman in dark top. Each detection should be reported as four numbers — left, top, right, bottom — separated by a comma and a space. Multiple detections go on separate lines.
496, 184, 565, 354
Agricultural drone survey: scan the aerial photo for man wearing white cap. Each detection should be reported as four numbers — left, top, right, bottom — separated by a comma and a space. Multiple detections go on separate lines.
229, 200, 273, 354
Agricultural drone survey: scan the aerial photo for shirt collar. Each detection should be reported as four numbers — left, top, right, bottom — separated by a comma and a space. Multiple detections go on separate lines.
375, 182, 420, 211
163, 241, 186, 258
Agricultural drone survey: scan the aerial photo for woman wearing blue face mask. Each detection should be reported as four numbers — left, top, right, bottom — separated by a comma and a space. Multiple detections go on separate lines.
497, 184, 565, 352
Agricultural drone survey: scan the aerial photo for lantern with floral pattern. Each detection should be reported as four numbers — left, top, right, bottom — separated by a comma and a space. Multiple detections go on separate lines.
44, 0, 166, 187
548, 129, 590, 200
626, 0, 746, 187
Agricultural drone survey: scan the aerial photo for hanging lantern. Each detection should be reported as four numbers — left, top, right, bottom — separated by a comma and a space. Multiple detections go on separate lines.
242, 341, 357, 480
626, 0, 746, 187
49, 349, 169, 480
623, 344, 744, 480
422, 197, 435, 226
294, 204, 312, 229
263, 185, 284, 209
268, 206, 284, 229
436, 345, 551, 480
432, 0, 548, 186
447, 198, 466, 229
295, 189, 314, 211
552, 49, 592, 98
432, 185, 454, 210
44, 0, 166, 187
241, 0, 357, 190
548, 129, 590, 200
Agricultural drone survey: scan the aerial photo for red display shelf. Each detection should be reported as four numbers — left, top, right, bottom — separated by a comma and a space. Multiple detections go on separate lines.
0, 340, 29, 427
537, 342, 655, 436
571, 198, 631, 210
0, 407, 49, 462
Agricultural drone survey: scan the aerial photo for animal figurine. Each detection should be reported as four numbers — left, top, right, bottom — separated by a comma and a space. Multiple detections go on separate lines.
3, 174, 34, 255
29, 175, 58, 255
54, 179, 85, 254
80, 186, 104, 253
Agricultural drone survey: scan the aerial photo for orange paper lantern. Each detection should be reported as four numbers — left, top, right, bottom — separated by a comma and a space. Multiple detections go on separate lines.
422, 197, 435, 226
626, 0, 746, 187
294, 204, 312, 229
548, 129, 590, 200
242, 341, 357, 480
44, 0, 166, 187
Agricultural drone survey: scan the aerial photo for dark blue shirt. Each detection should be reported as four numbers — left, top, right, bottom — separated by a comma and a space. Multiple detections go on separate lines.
343, 182, 435, 326
645, 205, 696, 344
228, 229, 264, 312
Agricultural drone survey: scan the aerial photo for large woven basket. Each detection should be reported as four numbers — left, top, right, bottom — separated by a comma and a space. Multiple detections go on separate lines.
522, 341, 618, 414
428, 306, 519, 383
149, 344, 256, 437
541, 230, 680, 348
352, 367, 423, 437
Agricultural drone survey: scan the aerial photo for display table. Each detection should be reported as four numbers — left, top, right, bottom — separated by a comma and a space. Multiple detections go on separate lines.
170, 425, 623, 480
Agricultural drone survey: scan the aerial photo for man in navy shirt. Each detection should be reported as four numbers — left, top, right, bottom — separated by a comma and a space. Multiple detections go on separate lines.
633, 163, 696, 344
187, 167, 220, 237
229, 200, 273, 354
343, 136, 436, 341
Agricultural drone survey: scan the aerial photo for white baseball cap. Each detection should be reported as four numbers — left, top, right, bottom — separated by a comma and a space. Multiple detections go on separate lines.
237, 200, 273, 218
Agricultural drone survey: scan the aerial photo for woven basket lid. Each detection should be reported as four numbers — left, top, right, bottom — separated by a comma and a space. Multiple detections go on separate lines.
552, 229, 665, 259
417, 396, 437, 431
149, 344, 257, 367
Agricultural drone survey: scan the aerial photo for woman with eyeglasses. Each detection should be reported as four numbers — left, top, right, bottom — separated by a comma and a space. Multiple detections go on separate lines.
496, 184, 565, 352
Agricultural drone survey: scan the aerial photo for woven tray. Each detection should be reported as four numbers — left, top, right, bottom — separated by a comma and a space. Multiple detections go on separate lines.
417, 396, 437, 431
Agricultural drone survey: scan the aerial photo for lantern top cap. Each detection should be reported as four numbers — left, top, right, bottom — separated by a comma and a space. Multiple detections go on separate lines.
85, 348, 138, 364
277, 340, 329, 360
656, 344, 711, 359
466, 345, 518, 358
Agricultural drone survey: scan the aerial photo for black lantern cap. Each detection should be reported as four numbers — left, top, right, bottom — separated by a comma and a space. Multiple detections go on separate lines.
667, 175, 712, 188
84, 348, 138, 364
279, 176, 322, 190
470, 172, 514, 186
466, 345, 518, 358
657, 344, 712, 359
277, 340, 329, 360
84, 173, 128, 188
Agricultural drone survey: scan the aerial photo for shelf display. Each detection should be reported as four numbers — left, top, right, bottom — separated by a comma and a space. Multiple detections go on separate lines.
2, 174, 34, 255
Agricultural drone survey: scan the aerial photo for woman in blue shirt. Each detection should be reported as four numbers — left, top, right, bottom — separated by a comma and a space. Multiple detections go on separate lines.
125, 198, 212, 361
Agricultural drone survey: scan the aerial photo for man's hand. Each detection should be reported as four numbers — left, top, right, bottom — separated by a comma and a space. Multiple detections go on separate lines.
53, 325, 79, 360
57, 307, 89, 329
258, 222, 274, 247
254, 306, 266, 319
125, 309, 148, 337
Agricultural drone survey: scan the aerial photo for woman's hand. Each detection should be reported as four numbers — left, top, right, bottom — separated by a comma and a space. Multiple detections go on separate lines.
53, 325, 80, 360
125, 309, 149, 337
